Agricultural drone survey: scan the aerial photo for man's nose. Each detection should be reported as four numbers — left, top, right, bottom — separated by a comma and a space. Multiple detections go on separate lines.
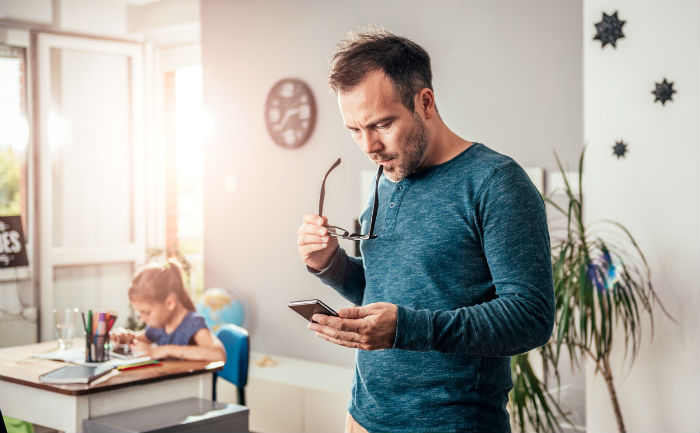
359, 130, 383, 155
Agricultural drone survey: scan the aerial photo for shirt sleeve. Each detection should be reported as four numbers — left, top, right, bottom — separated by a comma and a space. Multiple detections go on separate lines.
393, 162, 555, 356
307, 246, 366, 306
183, 313, 208, 345
145, 326, 160, 344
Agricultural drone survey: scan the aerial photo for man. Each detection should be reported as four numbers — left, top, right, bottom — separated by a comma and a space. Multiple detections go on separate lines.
297, 30, 554, 433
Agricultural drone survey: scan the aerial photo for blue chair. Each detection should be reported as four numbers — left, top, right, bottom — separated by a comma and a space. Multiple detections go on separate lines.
213, 324, 249, 406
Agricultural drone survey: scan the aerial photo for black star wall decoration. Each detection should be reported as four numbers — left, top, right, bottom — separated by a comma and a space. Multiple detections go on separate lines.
652, 78, 676, 105
594, 11, 626, 48
612, 140, 628, 159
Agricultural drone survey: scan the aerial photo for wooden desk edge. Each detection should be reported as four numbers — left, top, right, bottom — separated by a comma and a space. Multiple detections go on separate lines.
0, 361, 223, 396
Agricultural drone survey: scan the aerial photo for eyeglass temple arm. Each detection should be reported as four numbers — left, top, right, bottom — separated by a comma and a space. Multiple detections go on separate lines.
319, 157, 342, 217
367, 165, 384, 237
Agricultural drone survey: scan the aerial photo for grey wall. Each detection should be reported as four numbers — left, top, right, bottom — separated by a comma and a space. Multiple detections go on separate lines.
201, 0, 583, 366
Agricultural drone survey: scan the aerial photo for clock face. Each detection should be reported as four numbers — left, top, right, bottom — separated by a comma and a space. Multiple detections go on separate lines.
265, 78, 317, 149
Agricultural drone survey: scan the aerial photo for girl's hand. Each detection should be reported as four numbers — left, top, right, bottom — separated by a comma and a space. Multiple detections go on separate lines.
110, 328, 136, 345
130, 339, 154, 356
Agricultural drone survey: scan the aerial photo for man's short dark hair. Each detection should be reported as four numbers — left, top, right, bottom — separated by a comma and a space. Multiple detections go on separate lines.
329, 30, 433, 112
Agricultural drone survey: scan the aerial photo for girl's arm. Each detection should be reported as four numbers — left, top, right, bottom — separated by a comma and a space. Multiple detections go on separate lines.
147, 328, 226, 362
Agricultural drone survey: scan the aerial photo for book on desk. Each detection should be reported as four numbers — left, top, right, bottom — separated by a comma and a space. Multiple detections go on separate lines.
38, 364, 113, 384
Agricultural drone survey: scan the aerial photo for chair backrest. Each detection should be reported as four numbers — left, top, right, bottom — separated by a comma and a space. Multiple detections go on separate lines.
216, 323, 250, 389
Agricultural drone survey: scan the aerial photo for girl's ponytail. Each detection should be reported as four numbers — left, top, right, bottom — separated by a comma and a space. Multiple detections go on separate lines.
166, 259, 196, 311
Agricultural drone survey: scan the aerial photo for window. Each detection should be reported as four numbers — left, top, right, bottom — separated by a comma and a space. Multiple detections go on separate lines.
163, 64, 205, 297
0, 45, 29, 239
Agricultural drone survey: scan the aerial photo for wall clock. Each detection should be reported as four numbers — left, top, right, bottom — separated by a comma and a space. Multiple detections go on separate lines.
265, 78, 317, 149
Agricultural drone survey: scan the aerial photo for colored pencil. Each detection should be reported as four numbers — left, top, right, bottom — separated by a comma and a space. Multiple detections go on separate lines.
87, 310, 93, 338
106, 314, 117, 333
117, 360, 161, 371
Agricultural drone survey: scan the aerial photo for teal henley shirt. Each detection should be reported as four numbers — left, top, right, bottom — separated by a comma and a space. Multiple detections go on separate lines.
311, 143, 554, 433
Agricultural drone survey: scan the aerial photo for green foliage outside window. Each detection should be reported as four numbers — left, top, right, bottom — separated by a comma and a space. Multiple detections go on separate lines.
0, 148, 20, 216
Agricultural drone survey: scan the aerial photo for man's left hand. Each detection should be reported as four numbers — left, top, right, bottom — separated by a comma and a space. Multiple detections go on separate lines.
309, 302, 397, 351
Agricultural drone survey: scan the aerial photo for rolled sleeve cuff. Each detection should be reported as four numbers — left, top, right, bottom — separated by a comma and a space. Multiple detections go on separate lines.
392, 305, 432, 351
306, 247, 344, 285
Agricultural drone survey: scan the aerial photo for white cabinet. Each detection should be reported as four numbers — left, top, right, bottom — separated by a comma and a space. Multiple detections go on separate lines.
216, 352, 354, 433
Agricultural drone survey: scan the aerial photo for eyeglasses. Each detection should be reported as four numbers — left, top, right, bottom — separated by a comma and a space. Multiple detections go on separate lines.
318, 157, 383, 240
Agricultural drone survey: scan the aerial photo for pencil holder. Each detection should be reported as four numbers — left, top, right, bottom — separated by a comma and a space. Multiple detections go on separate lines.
86, 333, 110, 363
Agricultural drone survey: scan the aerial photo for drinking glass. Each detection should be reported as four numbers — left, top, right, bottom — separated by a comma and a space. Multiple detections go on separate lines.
54, 307, 79, 350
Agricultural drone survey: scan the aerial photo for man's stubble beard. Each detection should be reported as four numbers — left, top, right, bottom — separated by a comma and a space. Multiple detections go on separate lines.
390, 113, 429, 182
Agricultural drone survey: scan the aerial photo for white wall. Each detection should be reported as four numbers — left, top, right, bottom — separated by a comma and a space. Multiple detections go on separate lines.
583, 0, 700, 432
59, 0, 128, 36
200, 0, 583, 366
127, 0, 200, 45
0, 0, 130, 36
0, 0, 53, 24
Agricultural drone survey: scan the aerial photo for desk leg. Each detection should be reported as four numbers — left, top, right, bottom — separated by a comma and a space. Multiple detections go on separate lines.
32, 394, 88, 433
73, 395, 90, 433
199, 372, 213, 398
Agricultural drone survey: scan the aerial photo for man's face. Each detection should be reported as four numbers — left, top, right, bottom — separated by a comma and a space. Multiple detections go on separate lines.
338, 70, 429, 182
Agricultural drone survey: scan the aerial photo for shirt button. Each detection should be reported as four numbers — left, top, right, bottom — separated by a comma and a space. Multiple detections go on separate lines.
397, 185, 403, 191
389, 202, 395, 208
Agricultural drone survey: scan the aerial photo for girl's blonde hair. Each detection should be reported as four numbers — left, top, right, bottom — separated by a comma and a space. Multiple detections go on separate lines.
128, 259, 196, 311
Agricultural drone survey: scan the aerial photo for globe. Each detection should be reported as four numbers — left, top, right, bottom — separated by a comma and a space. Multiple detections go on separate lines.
196, 287, 246, 331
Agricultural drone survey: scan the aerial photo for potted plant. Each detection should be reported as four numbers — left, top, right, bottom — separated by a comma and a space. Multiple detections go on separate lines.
508, 148, 671, 433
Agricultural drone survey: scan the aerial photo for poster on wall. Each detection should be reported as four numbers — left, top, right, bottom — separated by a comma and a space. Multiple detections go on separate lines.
0, 215, 28, 267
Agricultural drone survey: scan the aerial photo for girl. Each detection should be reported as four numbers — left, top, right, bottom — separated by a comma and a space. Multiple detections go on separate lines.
111, 260, 226, 362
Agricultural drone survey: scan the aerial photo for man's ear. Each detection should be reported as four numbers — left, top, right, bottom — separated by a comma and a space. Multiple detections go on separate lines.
416, 88, 436, 120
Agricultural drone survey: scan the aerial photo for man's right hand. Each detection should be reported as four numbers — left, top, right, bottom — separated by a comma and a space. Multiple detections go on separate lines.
297, 214, 339, 271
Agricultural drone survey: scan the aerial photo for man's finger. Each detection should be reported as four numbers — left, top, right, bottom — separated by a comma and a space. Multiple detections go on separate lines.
300, 243, 328, 254
312, 314, 362, 333
338, 306, 369, 319
308, 321, 361, 343
299, 222, 329, 237
315, 332, 362, 349
297, 233, 329, 246
303, 214, 328, 226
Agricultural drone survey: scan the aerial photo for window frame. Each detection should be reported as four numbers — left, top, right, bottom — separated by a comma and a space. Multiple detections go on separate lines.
36, 32, 146, 340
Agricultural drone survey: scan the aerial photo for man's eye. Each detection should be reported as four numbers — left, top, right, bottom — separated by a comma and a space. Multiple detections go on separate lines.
376, 122, 391, 130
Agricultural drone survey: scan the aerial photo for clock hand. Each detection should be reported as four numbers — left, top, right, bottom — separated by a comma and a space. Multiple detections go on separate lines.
274, 107, 300, 131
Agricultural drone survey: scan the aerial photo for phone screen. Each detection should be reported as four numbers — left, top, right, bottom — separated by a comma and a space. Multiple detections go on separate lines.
112, 344, 131, 356
288, 299, 338, 322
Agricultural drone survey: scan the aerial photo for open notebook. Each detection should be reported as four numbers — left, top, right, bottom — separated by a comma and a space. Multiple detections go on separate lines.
39, 364, 113, 384
34, 346, 150, 368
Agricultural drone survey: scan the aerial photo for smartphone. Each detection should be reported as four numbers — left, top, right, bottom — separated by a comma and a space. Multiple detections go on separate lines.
110, 344, 146, 360
288, 299, 338, 322
112, 344, 132, 356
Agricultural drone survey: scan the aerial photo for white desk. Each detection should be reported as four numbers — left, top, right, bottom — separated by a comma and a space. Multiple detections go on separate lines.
0, 340, 223, 433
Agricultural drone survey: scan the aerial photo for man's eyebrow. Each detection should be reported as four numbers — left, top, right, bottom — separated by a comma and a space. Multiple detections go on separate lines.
345, 116, 398, 129
368, 116, 398, 127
